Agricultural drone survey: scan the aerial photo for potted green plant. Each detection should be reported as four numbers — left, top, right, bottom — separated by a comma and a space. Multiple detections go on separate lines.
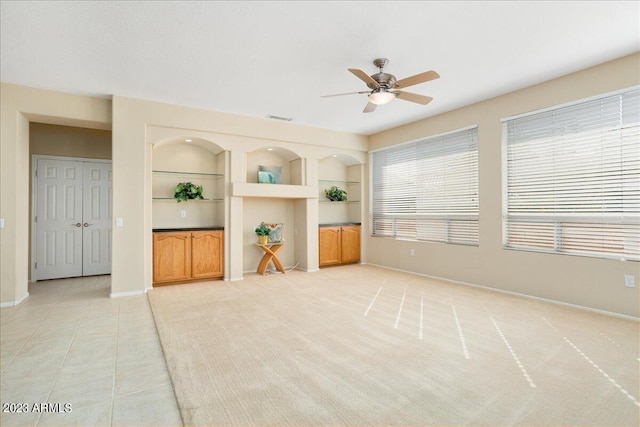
174, 182, 204, 203
325, 185, 347, 202
254, 222, 271, 245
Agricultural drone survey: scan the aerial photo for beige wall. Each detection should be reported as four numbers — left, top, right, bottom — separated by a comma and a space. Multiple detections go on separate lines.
243, 198, 296, 272
367, 53, 640, 317
30, 123, 112, 159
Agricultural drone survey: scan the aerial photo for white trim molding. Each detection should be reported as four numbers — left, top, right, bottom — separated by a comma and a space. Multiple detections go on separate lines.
109, 290, 146, 298
0, 293, 30, 308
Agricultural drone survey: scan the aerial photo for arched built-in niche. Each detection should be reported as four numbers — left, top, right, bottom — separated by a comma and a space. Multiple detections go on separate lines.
153, 136, 224, 156
318, 153, 364, 225
152, 138, 225, 229
245, 146, 304, 185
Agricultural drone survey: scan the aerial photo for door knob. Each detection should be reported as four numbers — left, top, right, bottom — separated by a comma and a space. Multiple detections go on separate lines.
83, 223, 92, 227
73, 223, 82, 227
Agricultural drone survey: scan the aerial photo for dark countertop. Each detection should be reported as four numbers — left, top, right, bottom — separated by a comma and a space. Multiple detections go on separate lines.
319, 223, 361, 227
153, 227, 224, 232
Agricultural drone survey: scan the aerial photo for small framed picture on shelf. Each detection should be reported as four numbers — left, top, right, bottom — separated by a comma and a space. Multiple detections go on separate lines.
265, 223, 284, 243
258, 165, 282, 184
257, 170, 275, 184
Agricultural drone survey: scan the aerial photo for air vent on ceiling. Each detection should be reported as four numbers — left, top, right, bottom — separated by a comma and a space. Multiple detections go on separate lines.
266, 114, 293, 122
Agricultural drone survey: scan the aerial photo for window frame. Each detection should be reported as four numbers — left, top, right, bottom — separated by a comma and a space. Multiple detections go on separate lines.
369, 125, 480, 246
501, 86, 639, 261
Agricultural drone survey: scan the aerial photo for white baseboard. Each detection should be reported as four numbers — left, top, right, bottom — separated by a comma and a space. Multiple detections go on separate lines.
0, 292, 30, 308
366, 263, 639, 322
109, 290, 146, 298
242, 265, 297, 276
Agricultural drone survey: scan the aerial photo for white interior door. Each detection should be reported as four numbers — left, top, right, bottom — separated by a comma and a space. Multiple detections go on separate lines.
35, 159, 84, 280
35, 158, 112, 280
82, 162, 112, 276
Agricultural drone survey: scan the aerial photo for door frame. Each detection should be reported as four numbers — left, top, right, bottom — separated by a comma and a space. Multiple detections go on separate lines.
30, 155, 112, 281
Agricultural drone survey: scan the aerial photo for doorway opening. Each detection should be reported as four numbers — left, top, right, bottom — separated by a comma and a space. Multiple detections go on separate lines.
29, 122, 113, 282
32, 156, 112, 280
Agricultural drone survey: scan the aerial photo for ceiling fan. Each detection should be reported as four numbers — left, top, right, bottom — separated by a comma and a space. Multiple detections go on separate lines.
322, 58, 440, 113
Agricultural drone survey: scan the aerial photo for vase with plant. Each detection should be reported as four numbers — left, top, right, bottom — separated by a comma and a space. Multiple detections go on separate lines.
174, 182, 204, 203
254, 222, 271, 245
324, 185, 347, 202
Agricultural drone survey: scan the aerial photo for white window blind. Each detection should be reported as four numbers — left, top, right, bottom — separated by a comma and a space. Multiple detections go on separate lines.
371, 127, 479, 245
503, 87, 640, 261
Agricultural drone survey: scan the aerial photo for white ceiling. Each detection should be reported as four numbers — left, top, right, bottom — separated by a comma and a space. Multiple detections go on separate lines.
1, 1, 638, 135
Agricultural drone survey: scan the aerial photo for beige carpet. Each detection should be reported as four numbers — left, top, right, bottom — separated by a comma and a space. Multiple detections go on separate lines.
148, 264, 639, 426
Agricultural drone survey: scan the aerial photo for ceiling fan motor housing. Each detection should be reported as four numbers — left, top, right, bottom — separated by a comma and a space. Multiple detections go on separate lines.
368, 72, 397, 90
369, 58, 397, 90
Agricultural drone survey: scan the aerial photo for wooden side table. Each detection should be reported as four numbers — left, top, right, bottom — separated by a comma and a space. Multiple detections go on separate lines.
256, 244, 285, 275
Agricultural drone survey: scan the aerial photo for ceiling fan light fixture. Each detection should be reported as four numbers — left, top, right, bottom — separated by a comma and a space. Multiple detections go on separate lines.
321, 58, 439, 113
368, 90, 396, 105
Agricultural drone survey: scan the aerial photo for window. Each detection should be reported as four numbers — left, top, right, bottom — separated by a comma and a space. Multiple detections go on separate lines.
503, 87, 639, 261
371, 127, 479, 246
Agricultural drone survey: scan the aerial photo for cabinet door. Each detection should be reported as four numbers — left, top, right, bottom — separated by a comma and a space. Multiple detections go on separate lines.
319, 227, 341, 266
191, 230, 224, 279
340, 226, 360, 264
153, 232, 191, 283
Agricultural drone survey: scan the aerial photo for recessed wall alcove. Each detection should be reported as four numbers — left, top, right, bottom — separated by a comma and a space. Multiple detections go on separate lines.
241, 147, 317, 273
151, 138, 225, 230
232, 146, 315, 198
318, 153, 364, 225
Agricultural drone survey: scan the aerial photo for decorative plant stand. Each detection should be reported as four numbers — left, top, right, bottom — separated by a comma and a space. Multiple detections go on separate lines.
256, 244, 285, 275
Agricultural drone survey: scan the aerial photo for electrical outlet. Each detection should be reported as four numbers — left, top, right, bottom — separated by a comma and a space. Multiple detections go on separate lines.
116, 218, 123, 227
0, 218, 4, 229
410, 249, 415, 256
181, 210, 187, 218
624, 275, 635, 288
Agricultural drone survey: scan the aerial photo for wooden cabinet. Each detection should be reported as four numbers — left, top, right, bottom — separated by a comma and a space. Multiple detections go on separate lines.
319, 225, 360, 267
340, 226, 361, 264
153, 230, 223, 285
191, 230, 224, 279
319, 227, 341, 266
153, 232, 192, 283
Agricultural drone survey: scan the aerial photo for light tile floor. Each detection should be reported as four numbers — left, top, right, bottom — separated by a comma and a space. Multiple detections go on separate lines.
0, 275, 183, 427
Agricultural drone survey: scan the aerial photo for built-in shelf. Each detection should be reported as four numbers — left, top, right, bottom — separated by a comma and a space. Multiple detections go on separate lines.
152, 198, 224, 202
318, 179, 361, 203
152, 170, 223, 178
318, 179, 360, 185
231, 182, 317, 199
318, 159, 363, 226
152, 170, 223, 200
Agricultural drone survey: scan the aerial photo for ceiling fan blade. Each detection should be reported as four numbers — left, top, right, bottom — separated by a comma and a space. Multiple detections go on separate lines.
395, 91, 434, 105
348, 68, 380, 89
321, 91, 370, 98
395, 70, 440, 88
363, 102, 376, 113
